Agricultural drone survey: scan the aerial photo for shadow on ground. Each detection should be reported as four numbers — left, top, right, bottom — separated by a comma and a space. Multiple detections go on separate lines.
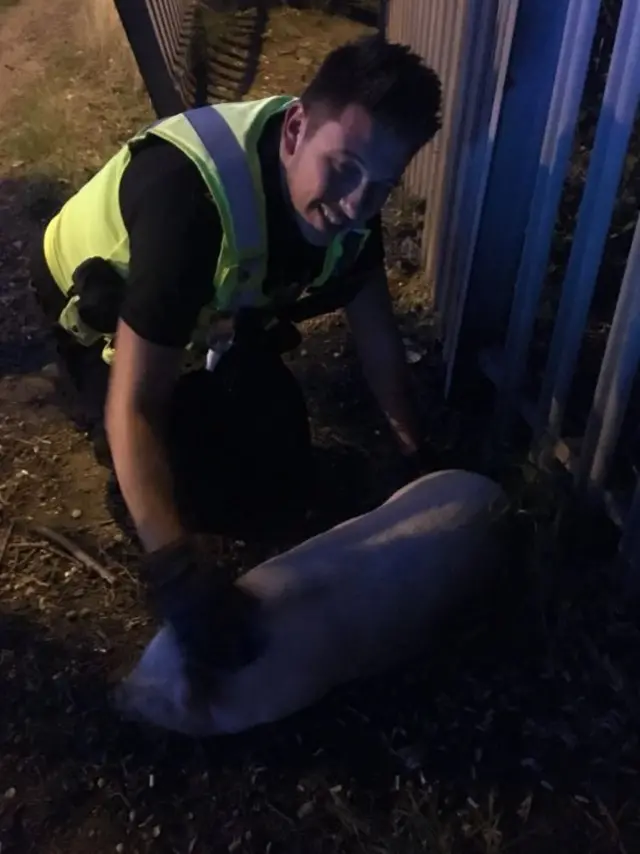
0, 175, 70, 377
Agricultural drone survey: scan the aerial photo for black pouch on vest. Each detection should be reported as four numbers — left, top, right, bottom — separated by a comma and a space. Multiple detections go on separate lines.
70, 257, 126, 335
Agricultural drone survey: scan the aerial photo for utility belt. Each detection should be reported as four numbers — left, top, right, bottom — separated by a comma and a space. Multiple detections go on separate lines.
56, 257, 304, 369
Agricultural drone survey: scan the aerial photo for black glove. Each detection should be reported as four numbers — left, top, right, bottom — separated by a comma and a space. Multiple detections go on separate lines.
140, 538, 266, 685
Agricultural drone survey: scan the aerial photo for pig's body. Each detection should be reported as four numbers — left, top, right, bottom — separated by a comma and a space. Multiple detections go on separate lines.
116, 470, 506, 736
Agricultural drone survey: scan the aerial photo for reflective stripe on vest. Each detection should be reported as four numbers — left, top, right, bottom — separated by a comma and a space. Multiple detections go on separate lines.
184, 107, 261, 257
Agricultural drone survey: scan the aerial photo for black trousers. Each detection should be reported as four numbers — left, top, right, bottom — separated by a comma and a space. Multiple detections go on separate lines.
30, 245, 313, 539
166, 344, 313, 537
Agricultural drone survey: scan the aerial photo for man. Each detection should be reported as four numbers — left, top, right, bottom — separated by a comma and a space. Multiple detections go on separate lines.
33, 35, 442, 679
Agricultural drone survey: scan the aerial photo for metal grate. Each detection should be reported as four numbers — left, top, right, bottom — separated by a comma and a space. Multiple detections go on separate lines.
113, 0, 269, 116
114, 0, 204, 116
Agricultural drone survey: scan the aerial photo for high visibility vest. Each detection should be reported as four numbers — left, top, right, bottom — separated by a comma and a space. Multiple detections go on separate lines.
43, 96, 370, 365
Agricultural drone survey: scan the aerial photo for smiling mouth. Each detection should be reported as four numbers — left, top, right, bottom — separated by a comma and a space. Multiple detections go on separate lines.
319, 203, 346, 230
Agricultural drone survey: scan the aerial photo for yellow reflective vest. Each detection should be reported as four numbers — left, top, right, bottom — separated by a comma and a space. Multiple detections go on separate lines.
44, 96, 369, 365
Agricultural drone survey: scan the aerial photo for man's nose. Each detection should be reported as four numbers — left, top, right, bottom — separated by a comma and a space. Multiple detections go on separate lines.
340, 178, 370, 222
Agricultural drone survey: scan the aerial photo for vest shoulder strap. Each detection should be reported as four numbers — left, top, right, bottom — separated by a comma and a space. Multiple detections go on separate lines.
182, 106, 261, 258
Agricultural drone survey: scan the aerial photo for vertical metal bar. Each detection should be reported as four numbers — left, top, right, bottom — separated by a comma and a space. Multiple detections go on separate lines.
439, 1, 497, 319
491, 0, 601, 433
578, 215, 640, 495
443, 0, 520, 392
537, 0, 640, 442
458, 0, 573, 346
438, 0, 493, 332
619, 475, 640, 580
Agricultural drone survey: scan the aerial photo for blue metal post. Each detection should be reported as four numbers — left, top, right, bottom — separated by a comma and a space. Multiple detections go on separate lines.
536, 0, 640, 443
490, 0, 601, 437
441, 0, 520, 398
454, 0, 573, 346
578, 214, 640, 496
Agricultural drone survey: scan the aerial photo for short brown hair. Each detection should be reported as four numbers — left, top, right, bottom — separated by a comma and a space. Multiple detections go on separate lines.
301, 35, 442, 153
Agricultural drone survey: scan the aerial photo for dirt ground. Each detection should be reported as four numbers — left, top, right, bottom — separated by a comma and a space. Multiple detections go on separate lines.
1, 2, 640, 853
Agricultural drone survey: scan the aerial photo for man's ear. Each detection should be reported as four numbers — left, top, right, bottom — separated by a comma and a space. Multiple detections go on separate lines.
281, 102, 306, 158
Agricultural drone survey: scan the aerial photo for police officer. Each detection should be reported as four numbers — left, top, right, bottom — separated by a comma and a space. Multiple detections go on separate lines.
32, 35, 442, 679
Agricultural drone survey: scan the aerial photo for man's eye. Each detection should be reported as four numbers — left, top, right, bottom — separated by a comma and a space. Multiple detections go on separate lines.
332, 160, 360, 184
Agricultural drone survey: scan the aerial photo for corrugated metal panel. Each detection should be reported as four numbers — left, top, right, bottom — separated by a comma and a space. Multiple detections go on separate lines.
388, 0, 471, 279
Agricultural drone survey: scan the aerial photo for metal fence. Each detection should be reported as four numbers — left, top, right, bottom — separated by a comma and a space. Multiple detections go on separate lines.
113, 0, 268, 116
387, 0, 519, 393
388, 0, 640, 566
114, 1, 382, 117
114, 0, 204, 115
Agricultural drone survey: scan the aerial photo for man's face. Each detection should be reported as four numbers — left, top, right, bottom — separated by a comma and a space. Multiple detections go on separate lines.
280, 101, 413, 246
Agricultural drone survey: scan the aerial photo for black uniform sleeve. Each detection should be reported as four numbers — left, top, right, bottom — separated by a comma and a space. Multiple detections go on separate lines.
118, 139, 222, 348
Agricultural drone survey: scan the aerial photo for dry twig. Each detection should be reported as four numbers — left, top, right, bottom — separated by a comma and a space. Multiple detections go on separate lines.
30, 524, 115, 585
0, 521, 15, 567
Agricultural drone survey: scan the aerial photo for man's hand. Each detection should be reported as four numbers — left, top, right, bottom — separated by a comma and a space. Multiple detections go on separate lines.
140, 537, 266, 687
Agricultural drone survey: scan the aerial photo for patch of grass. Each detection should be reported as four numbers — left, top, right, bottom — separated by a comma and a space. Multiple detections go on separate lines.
248, 6, 370, 97
0, 0, 150, 189
1, 58, 150, 182
0, 5, 368, 190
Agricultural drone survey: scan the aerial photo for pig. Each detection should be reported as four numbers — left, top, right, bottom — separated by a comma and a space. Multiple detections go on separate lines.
114, 469, 507, 736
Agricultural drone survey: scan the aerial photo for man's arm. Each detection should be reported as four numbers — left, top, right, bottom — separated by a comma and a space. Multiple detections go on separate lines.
345, 268, 422, 456
106, 142, 264, 679
105, 319, 185, 553
110, 139, 222, 551
106, 318, 265, 677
